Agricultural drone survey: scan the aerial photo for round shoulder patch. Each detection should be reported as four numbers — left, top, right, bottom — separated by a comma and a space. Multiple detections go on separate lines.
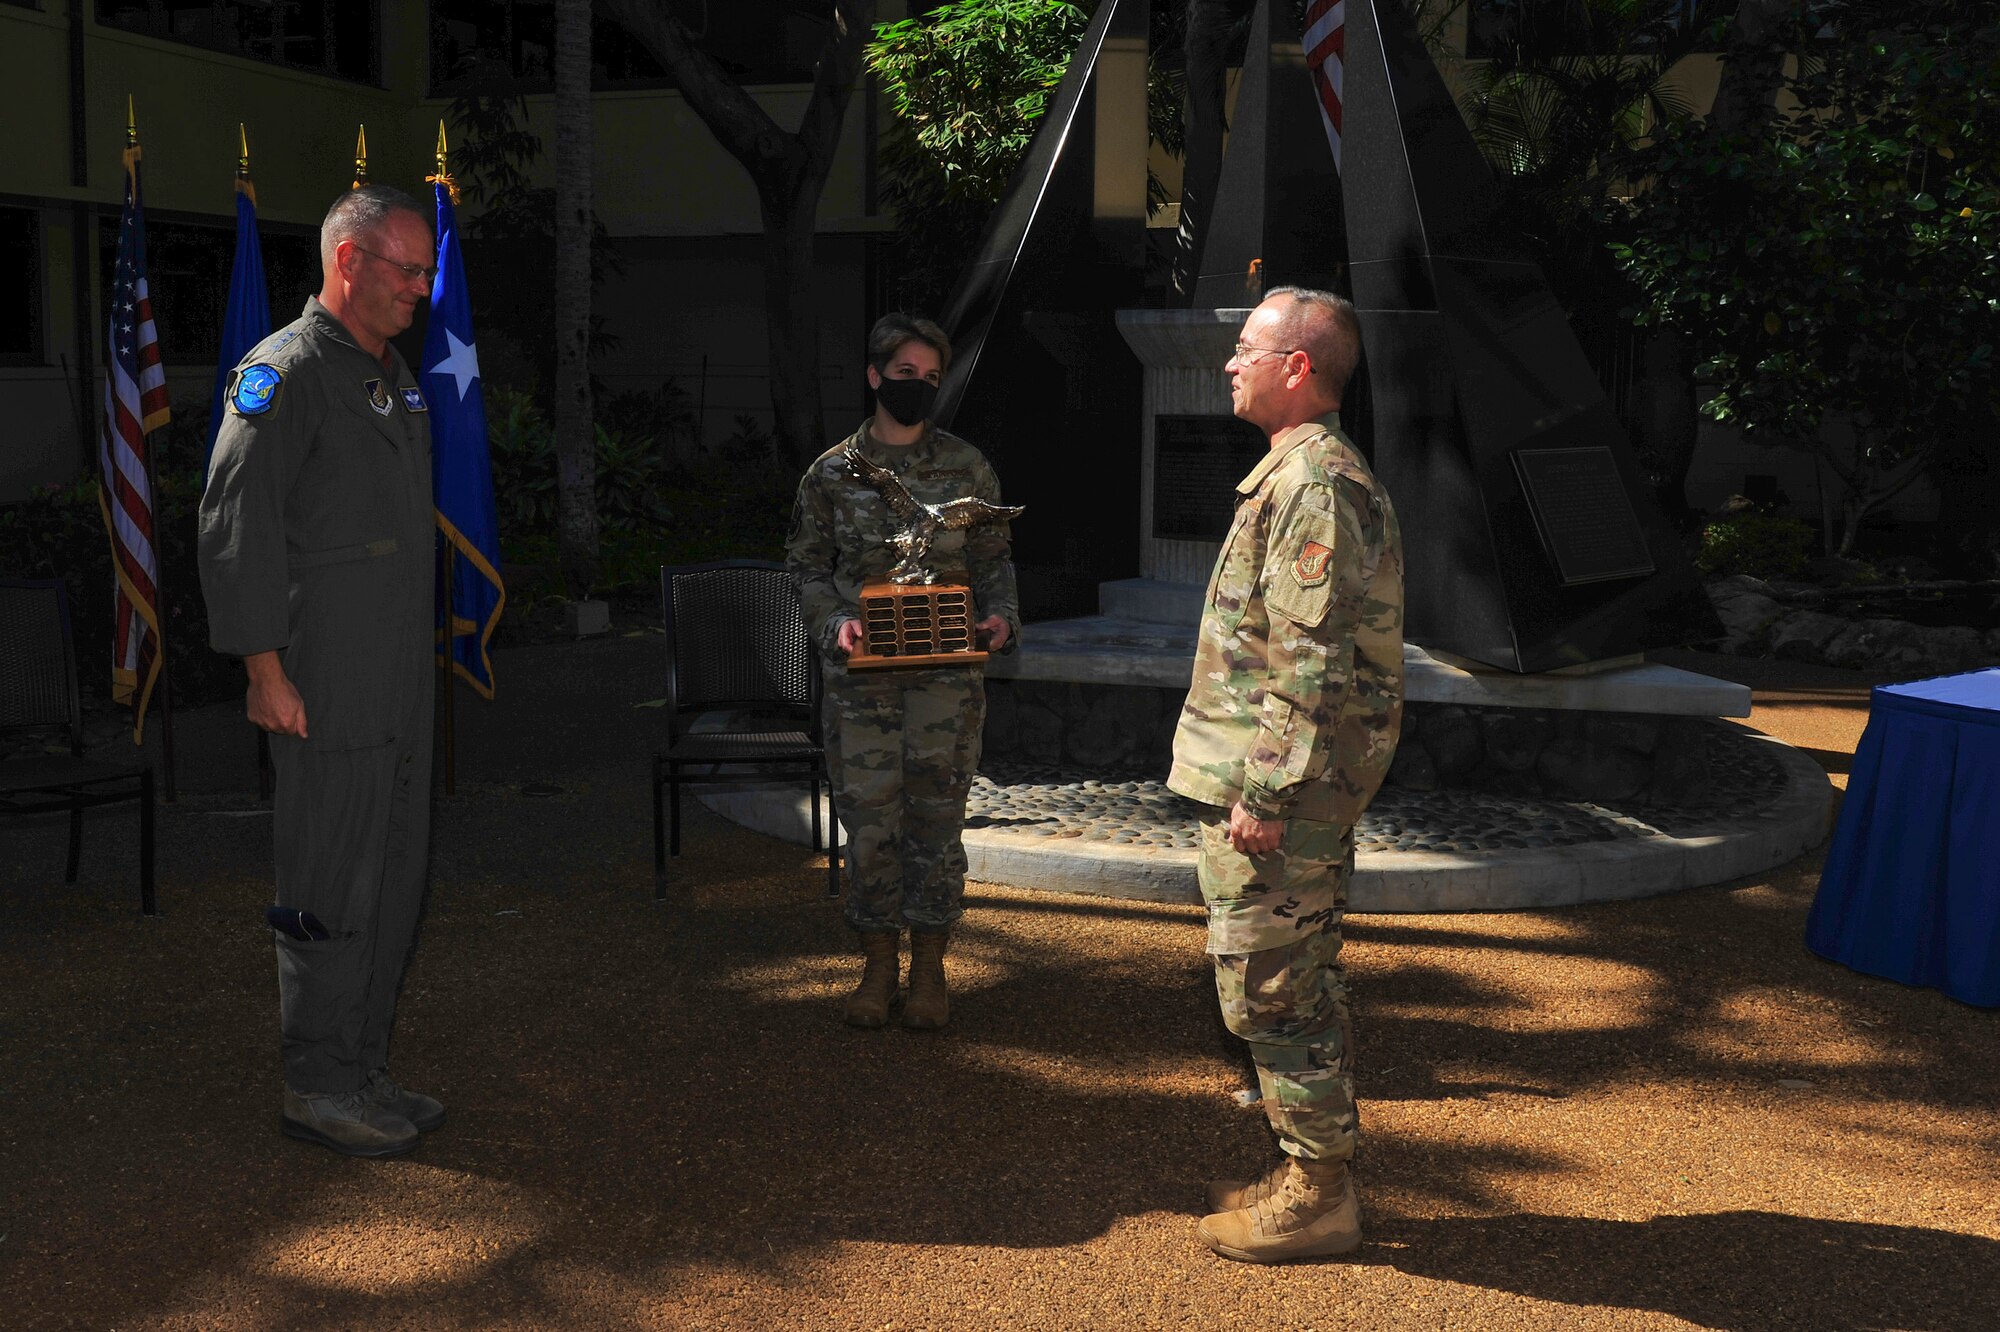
231, 364, 284, 416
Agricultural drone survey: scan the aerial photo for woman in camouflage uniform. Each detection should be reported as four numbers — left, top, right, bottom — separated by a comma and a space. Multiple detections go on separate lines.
785, 314, 1021, 1030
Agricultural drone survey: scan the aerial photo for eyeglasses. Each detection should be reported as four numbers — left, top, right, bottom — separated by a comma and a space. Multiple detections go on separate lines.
351, 244, 438, 285
1231, 342, 1316, 372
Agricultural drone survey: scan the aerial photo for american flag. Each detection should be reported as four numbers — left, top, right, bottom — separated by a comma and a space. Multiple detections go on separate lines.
1304, 0, 1346, 170
95, 140, 171, 743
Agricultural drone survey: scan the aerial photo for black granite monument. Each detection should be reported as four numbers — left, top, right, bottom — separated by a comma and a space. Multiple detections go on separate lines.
934, 0, 1151, 621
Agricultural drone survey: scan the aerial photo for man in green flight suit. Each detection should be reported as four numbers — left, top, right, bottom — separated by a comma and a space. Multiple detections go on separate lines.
198, 185, 445, 1157
1168, 288, 1405, 1262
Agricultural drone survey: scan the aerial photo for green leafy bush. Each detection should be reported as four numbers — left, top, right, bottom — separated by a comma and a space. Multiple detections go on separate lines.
486, 388, 677, 538
1697, 515, 1816, 580
0, 404, 237, 709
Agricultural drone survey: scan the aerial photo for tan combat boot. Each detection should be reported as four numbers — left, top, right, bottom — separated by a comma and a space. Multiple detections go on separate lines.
844, 931, 901, 1028
1197, 1156, 1361, 1264
903, 929, 951, 1030
1205, 1155, 1290, 1214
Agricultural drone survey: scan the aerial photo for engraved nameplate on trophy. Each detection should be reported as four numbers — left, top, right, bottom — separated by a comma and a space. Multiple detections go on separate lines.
848, 581, 988, 671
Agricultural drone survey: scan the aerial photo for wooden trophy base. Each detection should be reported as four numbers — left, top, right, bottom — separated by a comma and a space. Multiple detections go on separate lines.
847, 581, 989, 670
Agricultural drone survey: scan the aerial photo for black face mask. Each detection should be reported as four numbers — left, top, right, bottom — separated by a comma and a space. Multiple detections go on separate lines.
874, 375, 939, 427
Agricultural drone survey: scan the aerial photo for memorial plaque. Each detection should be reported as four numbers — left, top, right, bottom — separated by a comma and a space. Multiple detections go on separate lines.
1154, 414, 1269, 541
1511, 447, 1656, 586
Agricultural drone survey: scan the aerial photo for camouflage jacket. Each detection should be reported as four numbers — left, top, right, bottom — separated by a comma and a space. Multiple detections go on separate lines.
1168, 416, 1404, 826
786, 421, 1021, 666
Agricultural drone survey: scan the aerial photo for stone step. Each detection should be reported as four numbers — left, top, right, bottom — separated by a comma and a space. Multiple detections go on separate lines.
989, 616, 1752, 717
681, 723, 1830, 912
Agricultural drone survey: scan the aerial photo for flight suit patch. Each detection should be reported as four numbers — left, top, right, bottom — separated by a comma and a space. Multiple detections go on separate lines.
363, 379, 394, 416
400, 386, 428, 413
1294, 540, 1336, 588
230, 364, 283, 416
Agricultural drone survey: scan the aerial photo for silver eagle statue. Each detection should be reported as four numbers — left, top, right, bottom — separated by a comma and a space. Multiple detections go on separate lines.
842, 446, 1025, 585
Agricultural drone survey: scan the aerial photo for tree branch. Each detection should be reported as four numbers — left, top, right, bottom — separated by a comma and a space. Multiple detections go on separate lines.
598, 0, 789, 185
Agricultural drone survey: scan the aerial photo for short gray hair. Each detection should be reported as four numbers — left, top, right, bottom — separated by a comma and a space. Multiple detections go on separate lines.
320, 184, 429, 272
1267, 286, 1362, 398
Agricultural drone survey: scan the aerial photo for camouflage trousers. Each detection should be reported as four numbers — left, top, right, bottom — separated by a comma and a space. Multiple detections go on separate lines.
824, 666, 985, 933
1197, 811, 1358, 1163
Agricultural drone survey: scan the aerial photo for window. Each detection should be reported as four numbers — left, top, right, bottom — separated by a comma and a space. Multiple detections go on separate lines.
95, 1, 380, 84
430, 0, 833, 93
0, 207, 43, 364
99, 215, 319, 365
1465, 1, 1712, 60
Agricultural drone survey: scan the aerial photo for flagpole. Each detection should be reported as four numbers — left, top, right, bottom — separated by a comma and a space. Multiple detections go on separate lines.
442, 545, 457, 796
435, 119, 457, 798
126, 99, 178, 803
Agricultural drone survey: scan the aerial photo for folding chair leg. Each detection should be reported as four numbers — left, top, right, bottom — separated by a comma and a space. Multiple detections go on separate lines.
809, 773, 822, 851
65, 801, 83, 884
669, 765, 682, 858
139, 769, 157, 916
826, 793, 841, 899
652, 756, 667, 902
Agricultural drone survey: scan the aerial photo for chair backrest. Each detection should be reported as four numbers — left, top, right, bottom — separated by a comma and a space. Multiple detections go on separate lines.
660, 561, 814, 729
0, 579, 84, 753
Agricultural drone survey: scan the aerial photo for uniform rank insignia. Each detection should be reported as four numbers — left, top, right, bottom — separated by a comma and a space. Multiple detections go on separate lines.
364, 379, 394, 416
230, 364, 283, 416
1294, 540, 1336, 588
399, 386, 428, 413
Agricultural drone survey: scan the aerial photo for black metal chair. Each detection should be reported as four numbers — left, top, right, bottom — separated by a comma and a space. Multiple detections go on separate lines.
0, 580, 156, 914
651, 560, 839, 900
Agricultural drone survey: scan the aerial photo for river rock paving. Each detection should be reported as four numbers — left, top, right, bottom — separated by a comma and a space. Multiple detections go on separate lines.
967, 719, 1790, 853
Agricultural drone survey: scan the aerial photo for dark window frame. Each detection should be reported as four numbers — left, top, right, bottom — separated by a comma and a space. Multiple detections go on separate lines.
0, 204, 45, 366
427, 0, 834, 97
96, 207, 322, 366
93, 0, 385, 87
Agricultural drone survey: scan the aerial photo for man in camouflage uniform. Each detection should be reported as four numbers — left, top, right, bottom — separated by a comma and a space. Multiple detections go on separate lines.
1167, 288, 1404, 1263
786, 314, 1019, 1031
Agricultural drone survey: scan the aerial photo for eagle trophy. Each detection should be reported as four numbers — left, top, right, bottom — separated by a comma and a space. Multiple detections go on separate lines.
842, 446, 1025, 585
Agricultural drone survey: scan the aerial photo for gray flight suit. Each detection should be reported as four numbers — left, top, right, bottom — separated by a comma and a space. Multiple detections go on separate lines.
198, 297, 437, 1096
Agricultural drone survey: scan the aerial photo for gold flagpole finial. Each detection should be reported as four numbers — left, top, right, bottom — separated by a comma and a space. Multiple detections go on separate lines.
122, 95, 142, 182
351, 124, 369, 190
427, 118, 460, 205
236, 123, 257, 206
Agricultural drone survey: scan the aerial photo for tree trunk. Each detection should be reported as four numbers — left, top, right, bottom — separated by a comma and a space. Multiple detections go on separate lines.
553, 0, 597, 597
1627, 327, 1700, 529
1707, 0, 1800, 135
762, 190, 825, 469
597, 0, 874, 473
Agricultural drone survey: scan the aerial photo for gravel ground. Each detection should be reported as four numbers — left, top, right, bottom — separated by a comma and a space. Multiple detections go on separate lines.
3, 636, 1995, 1331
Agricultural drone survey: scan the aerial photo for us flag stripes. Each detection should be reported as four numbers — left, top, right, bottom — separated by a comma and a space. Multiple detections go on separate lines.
96, 130, 172, 743
1304, 0, 1347, 170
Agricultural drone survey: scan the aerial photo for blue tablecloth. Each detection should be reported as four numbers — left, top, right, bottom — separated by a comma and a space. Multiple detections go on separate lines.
1806, 668, 2000, 1006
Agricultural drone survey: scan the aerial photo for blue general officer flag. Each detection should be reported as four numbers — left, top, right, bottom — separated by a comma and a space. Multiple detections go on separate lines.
204, 171, 270, 477
422, 176, 506, 697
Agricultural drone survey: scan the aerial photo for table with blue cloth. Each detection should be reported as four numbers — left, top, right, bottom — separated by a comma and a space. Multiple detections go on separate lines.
1806, 668, 2000, 1007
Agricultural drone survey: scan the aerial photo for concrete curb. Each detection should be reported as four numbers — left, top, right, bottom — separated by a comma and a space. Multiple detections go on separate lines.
689, 727, 1833, 913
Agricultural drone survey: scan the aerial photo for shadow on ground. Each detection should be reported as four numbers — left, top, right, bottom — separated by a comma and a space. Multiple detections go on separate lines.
2, 635, 1993, 1330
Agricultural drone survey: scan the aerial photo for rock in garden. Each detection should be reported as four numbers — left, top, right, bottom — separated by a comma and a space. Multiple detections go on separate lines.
1387, 742, 1438, 792
1480, 708, 1555, 773
1767, 610, 1851, 663
1706, 577, 1786, 653
1537, 738, 1651, 802
1421, 705, 1485, 779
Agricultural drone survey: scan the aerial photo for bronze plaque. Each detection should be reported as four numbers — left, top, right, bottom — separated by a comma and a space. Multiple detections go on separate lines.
1511, 446, 1657, 586
848, 582, 989, 671
1153, 414, 1268, 541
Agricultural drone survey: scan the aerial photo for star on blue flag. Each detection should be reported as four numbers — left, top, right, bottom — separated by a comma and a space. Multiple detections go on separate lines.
421, 180, 506, 697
